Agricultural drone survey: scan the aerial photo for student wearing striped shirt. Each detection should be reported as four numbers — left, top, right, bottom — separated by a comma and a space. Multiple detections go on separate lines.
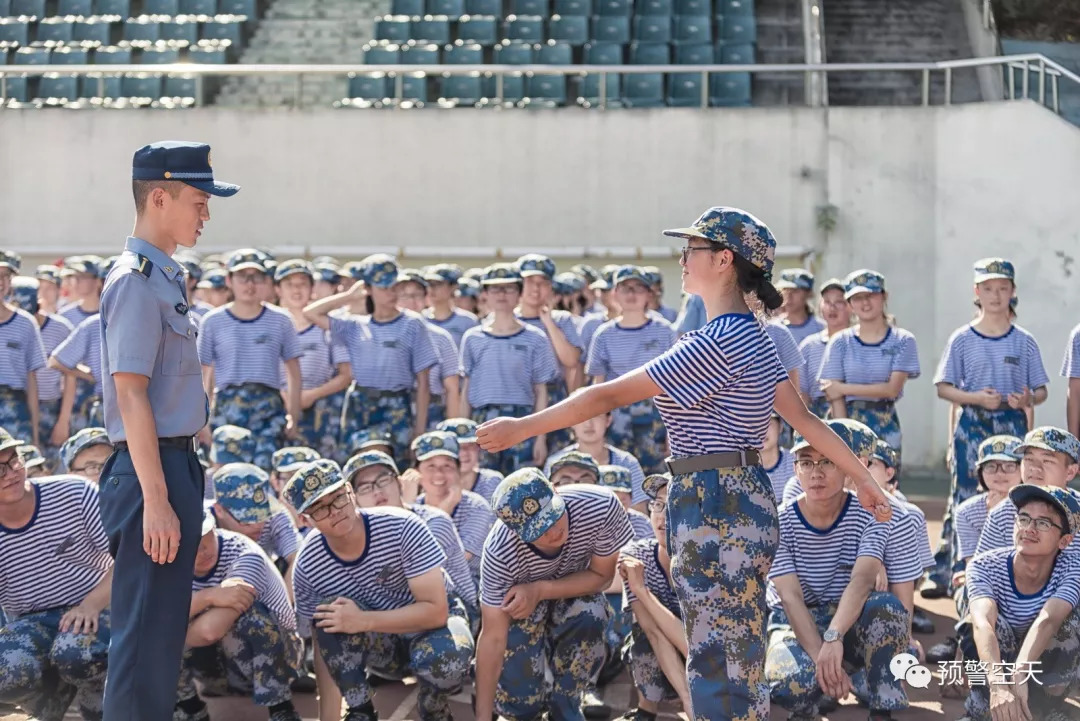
275, 259, 352, 461
411, 431, 496, 581
198, 250, 303, 471
17, 444, 50, 479
775, 268, 826, 345
395, 269, 461, 428
0, 428, 114, 721
0, 255, 46, 452
176, 508, 303, 721
579, 266, 622, 353
762, 411, 795, 504
303, 254, 438, 466
797, 278, 849, 419
764, 420, 912, 721
311, 263, 342, 302
642, 267, 679, 324
422, 264, 480, 348
195, 268, 231, 309
597, 464, 654, 541
473, 469, 634, 721
35, 264, 62, 316
284, 460, 474, 721
1061, 320, 1080, 438
344, 450, 479, 624
548, 449, 601, 488
50, 311, 105, 438
961, 485, 1080, 721
617, 472, 692, 720
477, 207, 894, 721
765, 319, 804, 449
436, 417, 504, 502
58, 256, 103, 329
60, 427, 114, 485
929, 258, 1048, 597
460, 263, 559, 475
586, 266, 676, 475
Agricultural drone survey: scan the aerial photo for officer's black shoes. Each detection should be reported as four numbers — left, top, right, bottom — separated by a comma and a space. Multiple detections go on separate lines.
912, 607, 936, 634
343, 700, 379, 721
173, 696, 210, 721
613, 709, 657, 721
268, 700, 303, 721
926, 636, 959, 663
582, 689, 612, 719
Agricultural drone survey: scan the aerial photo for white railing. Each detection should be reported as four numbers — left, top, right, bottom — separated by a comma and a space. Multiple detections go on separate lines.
2, 52, 1078, 110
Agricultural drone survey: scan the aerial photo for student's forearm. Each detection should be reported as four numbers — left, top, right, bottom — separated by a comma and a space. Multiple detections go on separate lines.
57, 374, 75, 424
442, 375, 460, 419
542, 320, 580, 369
521, 369, 657, 438
972, 616, 1004, 666
460, 377, 471, 418
642, 623, 691, 703
838, 381, 902, 400
1015, 606, 1069, 668
26, 372, 40, 446
303, 291, 351, 330
828, 573, 875, 638
1067, 380, 1080, 437
779, 593, 825, 660
186, 607, 241, 647
286, 361, 302, 422
473, 630, 508, 721
357, 599, 447, 635
536, 569, 611, 601
414, 370, 431, 432
936, 383, 982, 407
829, 398, 848, 418
189, 588, 217, 619
308, 373, 351, 403
81, 567, 113, 610
634, 589, 688, 655
1032, 386, 1047, 406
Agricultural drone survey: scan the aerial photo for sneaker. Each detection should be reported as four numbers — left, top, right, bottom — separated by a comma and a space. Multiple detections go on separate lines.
582, 689, 611, 720
343, 701, 379, 721
926, 636, 958, 663
173, 700, 210, 721
268, 701, 303, 721
912, 607, 936, 635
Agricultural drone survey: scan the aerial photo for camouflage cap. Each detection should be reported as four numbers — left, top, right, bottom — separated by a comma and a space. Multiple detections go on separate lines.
977, 435, 1023, 466
570, 264, 600, 284
395, 268, 429, 288
482, 263, 521, 286
227, 248, 268, 275
424, 263, 462, 285
284, 459, 348, 515
552, 272, 586, 296
516, 254, 556, 281
412, 431, 460, 462
10, 277, 39, 315
0, 250, 21, 273
843, 269, 886, 300
464, 267, 485, 283
663, 207, 778, 278
196, 268, 227, 290
213, 462, 274, 524
312, 255, 340, 266
641, 266, 662, 288
1010, 485, 1080, 536
456, 277, 480, 298
274, 259, 315, 283
792, 418, 878, 458
176, 254, 202, 282
973, 257, 1015, 284
314, 263, 342, 284
1017, 427, 1080, 464
436, 417, 479, 445
549, 450, 599, 481
343, 450, 399, 484
211, 425, 256, 465
642, 473, 671, 500
597, 464, 632, 493
61, 255, 100, 278
60, 427, 112, 472
16, 444, 46, 469
35, 265, 61, 285
346, 428, 394, 454
492, 468, 567, 544
357, 253, 400, 289
613, 265, 648, 288
272, 446, 321, 474
870, 439, 898, 469
776, 268, 814, 291
0, 426, 22, 454
819, 277, 844, 295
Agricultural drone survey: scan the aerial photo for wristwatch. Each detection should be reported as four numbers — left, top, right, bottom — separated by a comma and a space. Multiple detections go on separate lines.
823, 629, 840, 643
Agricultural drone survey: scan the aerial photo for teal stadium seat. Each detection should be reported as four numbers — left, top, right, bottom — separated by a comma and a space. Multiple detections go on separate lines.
669, 42, 707, 106
0, 20, 30, 48
52, 46, 88, 62
622, 70, 662, 106
718, 0, 751, 15
708, 70, 749, 105
11, 0, 45, 19
160, 20, 198, 46
0, 0, 9, 15
178, 0, 215, 17
457, 15, 497, 44
200, 20, 243, 48
485, 39, 532, 103
528, 38, 570, 103
632, 15, 669, 42
443, 40, 482, 63
218, 0, 256, 17
72, 20, 112, 46
464, 0, 499, 16
717, 40, 751, 63
7, 46, 50, 102
673, 14, 710, 43
505, 14, 543, 42
595, 0, 630, 14
411, 16, 451, 44
548, 14, 587, 45
511, 0, 547, 16
364, 42, 400, 63
188, 44, 224, 61
629, 40, 667, 63
143, 0, 180, 15
347, 71, 388, 105
636, 0, 671, 15
439, 40, 483, 105
719, 12, 754, 43
58, 0, 93, 17
122, 19, 162, 47
140, 46, 178, 61
553, 0, 589, 14
427, 0, 463, 18
374, 16, 411, 43
578, 40, 620, 105
674, 0, 707, 12
80, 44, 128, 98
121, 73, 162, 101
93, 0, 130, 18
33, 19, 75, 47
591, 15, 629, 43
392, 0, 423, 14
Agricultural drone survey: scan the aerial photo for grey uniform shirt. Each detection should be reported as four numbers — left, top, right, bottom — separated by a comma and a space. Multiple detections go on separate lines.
99, 236, 208, 441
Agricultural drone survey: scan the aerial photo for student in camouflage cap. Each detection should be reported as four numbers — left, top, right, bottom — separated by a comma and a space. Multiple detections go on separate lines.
60, 427, 114, 484
344, 428, 395, 460
774, 268, 824, 345
270, 446, 321, 494
16, 444, 49, 479
195, 268, 231, 309
436, 417, 504, 503
548, 449, 600, 487
422, 264, 480, 348
210, 425, 257, 468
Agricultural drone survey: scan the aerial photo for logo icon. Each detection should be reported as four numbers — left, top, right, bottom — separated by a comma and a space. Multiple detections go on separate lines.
890, 653, 932, 689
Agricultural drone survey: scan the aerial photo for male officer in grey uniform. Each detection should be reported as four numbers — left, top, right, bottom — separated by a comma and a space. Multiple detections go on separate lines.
97, 141, 239, 721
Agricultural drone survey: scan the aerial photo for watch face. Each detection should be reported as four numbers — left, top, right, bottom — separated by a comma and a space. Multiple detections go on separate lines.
824, 630, 839, 642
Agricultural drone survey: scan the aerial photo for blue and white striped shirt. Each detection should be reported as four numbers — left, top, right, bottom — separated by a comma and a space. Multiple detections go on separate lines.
656, 305, 679, 324
934, 325, 1049, 396
765, 449, 795, 505
782, 476, 802, 506
819, 327, 921, 400
883, 498, 926, 584
256, 509, 302, 561
955, 493, 992, 561
976, 491, 1080, 555
467, 468, 503, 503
766, 322, 804, 374
517, 309, 587, 358
418, 489, 495, 579
329, 311, 438, 391
620, 538, 679, 615
1062, 323, 1080, 379
36, 314, 73, 402
59, 305, 96, 330
967, 547, 1080, 635
193, 530, 296, 632
425, 322, 459, 397
900, 499, 934, 570
294, 325, 336, 391
410, 503, 478, 608
544, 443, 648, 507
51, 314, 102, 394
586, 318, 676, 381
292, 506, 451, 639
0, 478, 112, 618
0, 309, 47, 391
783, 315, 825, 346
798, 331, 831, 403
628, 508, 655, 540
580, 312, 607, 355
644, 313, 788, 457
460, 325, 559, 408
423, 308, 479, 349
479, 485, 634, 607
198, 305, 302, 390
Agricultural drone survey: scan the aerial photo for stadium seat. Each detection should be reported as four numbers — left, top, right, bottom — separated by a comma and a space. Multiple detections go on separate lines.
553, 0, 589, 14
578, 40, 620, 104
397, 73, 428, 104
493, 38, 532, 63
400, 41, 438, 63
673, 14, 710, 43
58, 0, 93, 17
11, 0, 45, 19
140, 46, 178, 61
79, 44, 126, 99
622, 71, 662, 106
121, 19, 162, 47
674, 0, 707, 12
708, 70, 749, 105
178, 0, 215, 16
632, 15, 669, 42
443, 40, 482, 63
718, 0, 751, 14
591, 15, 628, 43
188, 44, 224, 61
346, 72, 388, 105
438, 73, 482, 105
14, 45, 48, 62
457, 15, 497, 45
93, 0, 129, 18
485, 39, 530, 102
629, 40, 667, 63
160, 20, 198, 46
536, 38, 570, 63
374, 16, 411, 43
218, 0, 256, 17
33, 19, 75, 47
636, 0, 671, 15
38, 72, 80, 101
93, 44, 129, 61
411, 16, 451, 44
666, 67, 701, 105
720, 12, 754, 43
594, 0, 629, 15
548, 14, 587, 45
200, 20, 243, 47
717, 40, 751, 63
364, 42, 400, 63
72, 20, 111, 46
391, 0, 423, 14
0, 20, 30, 48
161, 73, 195, 100
8, 45, 49, 102
143, 0, 179, 15
674, 40, 707, 62
524, 72, 564, 104
427, 0, 464, 18
121, 73, 162, 101
52, 46, 88, 62
0, 0, 8, 15
464, 0, 499, 15
395, 41, 434, 102
511, 0, 547, 16
505, 14, 543, 42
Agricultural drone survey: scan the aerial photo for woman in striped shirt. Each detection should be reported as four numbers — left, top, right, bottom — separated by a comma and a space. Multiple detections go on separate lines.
797, 277, 849, 419
477, 207, 892, 721
775, 268, 825, 345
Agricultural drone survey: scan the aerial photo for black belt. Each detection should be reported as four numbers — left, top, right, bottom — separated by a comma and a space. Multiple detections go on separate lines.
115, 436, 195, 452
665, 450, 760, 475
848, 399, 895, 411
349, 384, 408, 399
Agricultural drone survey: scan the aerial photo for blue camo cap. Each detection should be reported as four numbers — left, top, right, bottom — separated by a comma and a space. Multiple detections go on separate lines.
456, 277, 480, 298
412, 431, 459, 462
17, 444, 47, 469
642, 473, 671, 500
973, 257, 1015, 284
613, 265, 648, 288
35, 265, 61, 284
492, 468, 567, 543
211, 425, 256, 465
213, 462, 274, 524
176, 254, 202, 281
776, 268, 814, 291
347, 428, 394, 454
132, 141, 239, 197
314, 263, 342, 284
196, 267, 227, 290
0, 249, 21, 273
60, 427, 112, 472
516, 254, 556, 281
843, 269, 886, 300
597, 464, 632, 493
977, 435, 1023, 465
482, 263, 521, 286
549, 450, 599, 481
663, 207, 778, 278
343, 450, 399, 484
424, 263, 463, 285
552, 272, 586, 296
0, 427, 22, 453
358, 254, 400, 289
641, 266, 663, 287
227, 248, 268, 274
1010, 484, 1080, 536
10, 277, 39, 314
274, 259, 315, 283
793, 418, 878, 458
870, 439, 898, 469
436, 417, 479, 444
61, 255, 100, 278
272, 446, 321, 473
283, 459, 348, 515
1017, 427, 1080, 464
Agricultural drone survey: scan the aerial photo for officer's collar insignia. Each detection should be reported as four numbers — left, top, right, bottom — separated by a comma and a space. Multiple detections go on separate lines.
175, 302, 189, 315
522, 497, 540, 515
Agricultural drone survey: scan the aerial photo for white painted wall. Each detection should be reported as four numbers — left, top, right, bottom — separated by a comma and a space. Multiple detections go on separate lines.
2, 100, 1077, 469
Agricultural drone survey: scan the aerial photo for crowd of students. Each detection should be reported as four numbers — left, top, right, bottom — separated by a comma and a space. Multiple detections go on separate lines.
0, 245, 1079, 721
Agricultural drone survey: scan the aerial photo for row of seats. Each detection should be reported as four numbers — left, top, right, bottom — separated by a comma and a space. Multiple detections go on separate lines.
389, 0, 750, 18
1, 0, 254, 20
1, 43, 225, 61
364, 38, 752, 65
373, 12, 754, 46
0, 17, 245, 48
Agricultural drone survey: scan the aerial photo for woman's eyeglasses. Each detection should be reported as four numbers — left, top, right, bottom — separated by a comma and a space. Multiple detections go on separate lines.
680, 245, 717, 263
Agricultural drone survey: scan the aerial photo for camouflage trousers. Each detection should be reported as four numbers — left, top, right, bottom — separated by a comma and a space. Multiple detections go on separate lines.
959, 606, 1080, 720
590, 592, 630, 686
929, 406, 1027, 589
0, 606, 111, 721
340, 385, 413, 467
425, 393, 446, 431
470, 404, 537, 476
177, 602, 302, 707
664, 466, 778, 721
315, 598, 474, 721
0, 386, 33, 450
211, 383, 286, 471
609, 400, 667, 475
807, 397, 830, 420
764, 592, 910, 716
37, 398, 62, 471
843, 402, 903, 468
296, 392, 344, 463
70, 379, 102, 435
544, 380, 572, 451
622, 621, 681, 704
496, 593, 610, 721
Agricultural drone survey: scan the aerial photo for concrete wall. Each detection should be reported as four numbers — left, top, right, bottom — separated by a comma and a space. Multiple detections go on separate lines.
1, 100, 1077, 469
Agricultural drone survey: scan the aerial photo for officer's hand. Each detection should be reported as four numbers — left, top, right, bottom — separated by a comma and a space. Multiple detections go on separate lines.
143, 497, 182, 565
197, 425, 212, 448
214, 579, 257, 613
314, 597, 366, 634
59, 603, 103, 635
476, 417, 524, 453
502, 583, 541, 620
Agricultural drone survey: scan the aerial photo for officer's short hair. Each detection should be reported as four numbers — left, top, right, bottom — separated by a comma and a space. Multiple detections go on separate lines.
132, 180, 184, 213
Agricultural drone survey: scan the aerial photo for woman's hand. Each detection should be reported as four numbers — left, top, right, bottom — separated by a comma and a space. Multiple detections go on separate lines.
854, 477, 892, 523
477, 417, 526, 453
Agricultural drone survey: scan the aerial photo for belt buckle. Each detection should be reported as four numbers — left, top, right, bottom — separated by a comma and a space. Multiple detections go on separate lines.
736, 449, 748, 466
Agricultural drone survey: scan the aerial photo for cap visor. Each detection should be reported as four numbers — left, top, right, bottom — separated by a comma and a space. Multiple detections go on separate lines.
519, 270, 549, 278
790, 439, 811, 454
24, 458, 46, 468
297, 478, 347, 514
423, 273, 446, 283
978, 453, 1019, 465
416, 450, 458, 462
1008, 485, 1065, 522
843, 285, 877, 300
774, 280, 797, 290
0, 262, 18, 272
229, 262, 266, 274
457, 435, 479, 445
974, 272, 1013, 284
0, 439, 24, 453
589, 280, 610, 290
662, 227, 710, 240
277, 462, 308, 474
1016, 441, 1056, 455
821, 282, 844, 294
185, 179, 241, 198
481, 279, 520, 286
275, 268, 312, 282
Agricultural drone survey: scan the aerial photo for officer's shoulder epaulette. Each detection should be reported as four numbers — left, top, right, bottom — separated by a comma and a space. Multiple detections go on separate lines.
134, 254, 154, 279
